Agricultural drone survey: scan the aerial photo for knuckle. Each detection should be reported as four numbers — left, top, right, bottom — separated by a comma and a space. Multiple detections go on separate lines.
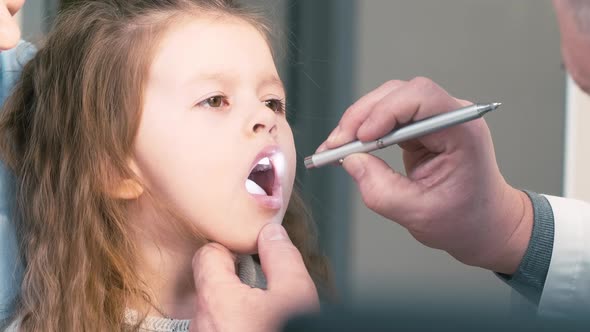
380, 79, 403, 90
410, 76, 437, 91
340, 105, 360, 126
362, 112, 378, 126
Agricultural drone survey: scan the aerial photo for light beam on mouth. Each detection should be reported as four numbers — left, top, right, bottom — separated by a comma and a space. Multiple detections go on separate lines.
246, 156, 274, 196
244, 151, 286, 212
271, 153, 285, 179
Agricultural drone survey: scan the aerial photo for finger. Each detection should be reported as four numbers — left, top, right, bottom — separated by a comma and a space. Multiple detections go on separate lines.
341, 153, 424, 223
0, 2, 20, 51
6, 0, 24, 16
315, 141, 328, 153
455, 98, 473, 107
356, 77, 464, 142
320, 80, 405, 151
192, 242, 241, 291
257, 224, 314, 293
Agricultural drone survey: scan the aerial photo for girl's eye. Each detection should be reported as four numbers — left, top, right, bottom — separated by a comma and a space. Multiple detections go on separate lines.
264, 99, 286, 113
198, 95, 229, 109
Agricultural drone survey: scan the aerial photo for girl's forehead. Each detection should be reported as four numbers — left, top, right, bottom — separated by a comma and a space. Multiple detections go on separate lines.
156, 16, 270, 59
149, 17, 277, 85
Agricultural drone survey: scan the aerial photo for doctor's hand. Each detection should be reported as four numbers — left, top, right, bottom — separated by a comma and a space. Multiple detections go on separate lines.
317, 77, 533, 275
190, 223, 319, 332
0, 0, 24, 50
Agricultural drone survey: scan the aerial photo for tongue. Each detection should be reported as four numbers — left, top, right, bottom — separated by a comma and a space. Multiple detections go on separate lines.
245, 179, 267, 195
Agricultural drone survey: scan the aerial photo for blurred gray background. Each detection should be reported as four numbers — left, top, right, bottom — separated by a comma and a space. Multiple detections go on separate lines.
348, 1, 563, 308
251, 0, 565, 309
20, 0, 566, 310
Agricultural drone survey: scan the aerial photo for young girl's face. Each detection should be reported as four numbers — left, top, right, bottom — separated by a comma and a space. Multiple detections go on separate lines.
132, 16, 296, 253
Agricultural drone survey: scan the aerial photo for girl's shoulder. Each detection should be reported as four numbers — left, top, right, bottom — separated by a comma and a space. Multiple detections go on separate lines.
0, 40, 36, 106
0, 40, 36, 67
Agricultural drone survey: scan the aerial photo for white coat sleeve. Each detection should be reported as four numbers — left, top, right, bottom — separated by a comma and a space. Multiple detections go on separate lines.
538, 195, 590, 317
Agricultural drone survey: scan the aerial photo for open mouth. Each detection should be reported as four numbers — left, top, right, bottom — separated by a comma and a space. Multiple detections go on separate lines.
246, 157, 275, 196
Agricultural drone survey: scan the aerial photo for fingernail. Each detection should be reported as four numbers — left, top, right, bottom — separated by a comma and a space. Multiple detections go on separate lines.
326, 126, 341, 144
315, 142, 328, 153
261, 223, 288, 241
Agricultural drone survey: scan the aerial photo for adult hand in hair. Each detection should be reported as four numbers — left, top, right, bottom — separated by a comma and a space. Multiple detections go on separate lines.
190, 223, 319, 332
0, 0, 24, 50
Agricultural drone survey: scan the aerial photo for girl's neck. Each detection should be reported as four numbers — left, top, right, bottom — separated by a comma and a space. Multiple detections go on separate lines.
137, 241, 196, 319
127, 199, 203, 320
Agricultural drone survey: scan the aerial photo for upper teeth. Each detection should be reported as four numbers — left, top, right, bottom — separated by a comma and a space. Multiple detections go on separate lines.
252, 157, 272, 173
258, 157, 271, 166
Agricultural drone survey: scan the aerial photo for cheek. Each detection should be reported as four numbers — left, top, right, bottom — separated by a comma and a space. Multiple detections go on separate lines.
133, 109, 226, 205
133, 122, 239, 239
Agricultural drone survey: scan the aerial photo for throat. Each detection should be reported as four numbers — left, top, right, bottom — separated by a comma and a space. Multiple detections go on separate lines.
248, 169, 274, 195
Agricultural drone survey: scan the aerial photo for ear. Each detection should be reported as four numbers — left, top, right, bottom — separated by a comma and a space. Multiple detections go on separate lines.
112, 178, 144, 200
110, 158, 144, 200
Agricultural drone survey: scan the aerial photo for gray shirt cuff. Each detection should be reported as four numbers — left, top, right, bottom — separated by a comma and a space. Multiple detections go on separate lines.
496, 190, 554, 305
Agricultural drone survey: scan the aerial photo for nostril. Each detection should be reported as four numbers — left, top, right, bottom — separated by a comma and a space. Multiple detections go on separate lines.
252, 123, 265, 132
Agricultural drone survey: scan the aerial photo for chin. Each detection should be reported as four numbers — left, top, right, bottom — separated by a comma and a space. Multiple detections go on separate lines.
225, 240, 258, 255
217, 226, 263, 255
210, 209, 288, 254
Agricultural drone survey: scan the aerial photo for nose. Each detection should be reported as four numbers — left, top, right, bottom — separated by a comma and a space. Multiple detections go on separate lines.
248, 104, 278, 136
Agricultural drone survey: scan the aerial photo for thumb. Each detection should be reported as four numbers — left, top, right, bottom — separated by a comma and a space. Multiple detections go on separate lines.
342, 153, 422, 222
192, 243, 241, 292
257, 224, 314, 294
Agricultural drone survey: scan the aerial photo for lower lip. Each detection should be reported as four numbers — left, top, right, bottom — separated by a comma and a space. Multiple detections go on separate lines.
249, 193, 282, 210
248, 182, 283, 210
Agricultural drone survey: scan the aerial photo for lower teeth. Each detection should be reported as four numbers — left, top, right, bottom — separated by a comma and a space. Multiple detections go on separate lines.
245, 179, 266, 195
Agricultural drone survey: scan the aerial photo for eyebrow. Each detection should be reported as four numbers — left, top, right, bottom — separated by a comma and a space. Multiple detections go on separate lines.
260, 76, 285, 92
185, 72, 285, 92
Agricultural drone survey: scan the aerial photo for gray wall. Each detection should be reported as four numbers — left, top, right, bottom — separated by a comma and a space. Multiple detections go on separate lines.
349, 0, 565, 308
20, 0, 59, 41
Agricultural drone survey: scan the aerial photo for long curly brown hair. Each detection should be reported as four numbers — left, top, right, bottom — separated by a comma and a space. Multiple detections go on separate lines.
0, 1, 331, 330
